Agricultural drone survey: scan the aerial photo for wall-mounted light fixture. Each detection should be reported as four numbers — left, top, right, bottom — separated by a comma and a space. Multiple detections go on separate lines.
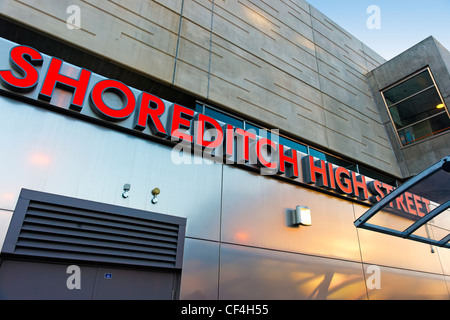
443, 158, 450, 173
292, 205, 311, 226
122, 184, 131, 198
151, 188, 160, 204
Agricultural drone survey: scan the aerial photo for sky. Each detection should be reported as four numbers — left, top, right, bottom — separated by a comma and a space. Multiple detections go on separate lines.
306, 0, 450, 60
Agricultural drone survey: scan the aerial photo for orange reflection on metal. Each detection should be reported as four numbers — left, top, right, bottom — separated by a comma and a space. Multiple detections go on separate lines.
235, 232, 249, 242
29, 153, 51, 166
291, 271, 366, 300
1, 192, 15, 201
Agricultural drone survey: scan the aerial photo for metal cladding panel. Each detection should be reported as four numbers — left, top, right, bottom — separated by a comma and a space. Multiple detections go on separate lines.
0, 95, 222, 242
0, 259, 178, 299
180, 238, 220, 300
221, 165, 362, 262
218, 243, 368, 300
363, 264, 449, 300
0, 260, 99, 300
355, 206, 450, 268
353, 203, 445, 275
2, 189, 186, 270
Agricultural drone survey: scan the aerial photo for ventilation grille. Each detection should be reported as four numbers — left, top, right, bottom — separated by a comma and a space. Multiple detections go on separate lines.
3, 190, 186, 269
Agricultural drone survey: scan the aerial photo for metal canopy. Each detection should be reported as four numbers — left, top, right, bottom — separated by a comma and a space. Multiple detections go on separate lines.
354, 155, 450, 248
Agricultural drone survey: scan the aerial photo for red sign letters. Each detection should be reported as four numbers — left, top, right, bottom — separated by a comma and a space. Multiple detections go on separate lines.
0, 45, 430, 220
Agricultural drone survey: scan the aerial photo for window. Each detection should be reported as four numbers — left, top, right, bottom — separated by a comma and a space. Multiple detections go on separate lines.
310, 148, 358, 172
195, 102, 244, 129
276, 135, 308, 155
358, 165, 397, 186
381, 68, 450, 146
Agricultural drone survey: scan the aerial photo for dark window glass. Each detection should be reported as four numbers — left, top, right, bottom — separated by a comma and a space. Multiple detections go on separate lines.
204, 107, 244, 129
383, 70, 434, 107
382, 69, 449, 146
398, 112, 450, 145
389, 87, 443, 130
195, 102, 204, 113
277, 135, 308, 154
245, 122, 265, 137
309, 148, 326, 161
310, 148, 357, 171
358, 166, 397, 186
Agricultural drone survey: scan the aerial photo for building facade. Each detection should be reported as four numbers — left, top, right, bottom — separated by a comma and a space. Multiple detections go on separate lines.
0, 0, 449, 300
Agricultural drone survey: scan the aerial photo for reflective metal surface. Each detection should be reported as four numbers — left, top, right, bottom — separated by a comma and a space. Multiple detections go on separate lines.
221, 165, 362, 261
180, 238, 220, 300
0, 259, 177, 299
364, 264, 449, 300
434, 237, 450, 275
219, 243, 367, 300
355, 155, 450, 248
0, 95, 222, 242
354, 204, 444, 274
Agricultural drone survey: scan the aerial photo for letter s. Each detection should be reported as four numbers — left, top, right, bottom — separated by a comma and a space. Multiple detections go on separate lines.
0, 45, 43, 93
367, 180, 384, 204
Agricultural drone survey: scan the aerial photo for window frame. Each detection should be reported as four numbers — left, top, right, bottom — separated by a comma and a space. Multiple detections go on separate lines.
380, 67, 450, 147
